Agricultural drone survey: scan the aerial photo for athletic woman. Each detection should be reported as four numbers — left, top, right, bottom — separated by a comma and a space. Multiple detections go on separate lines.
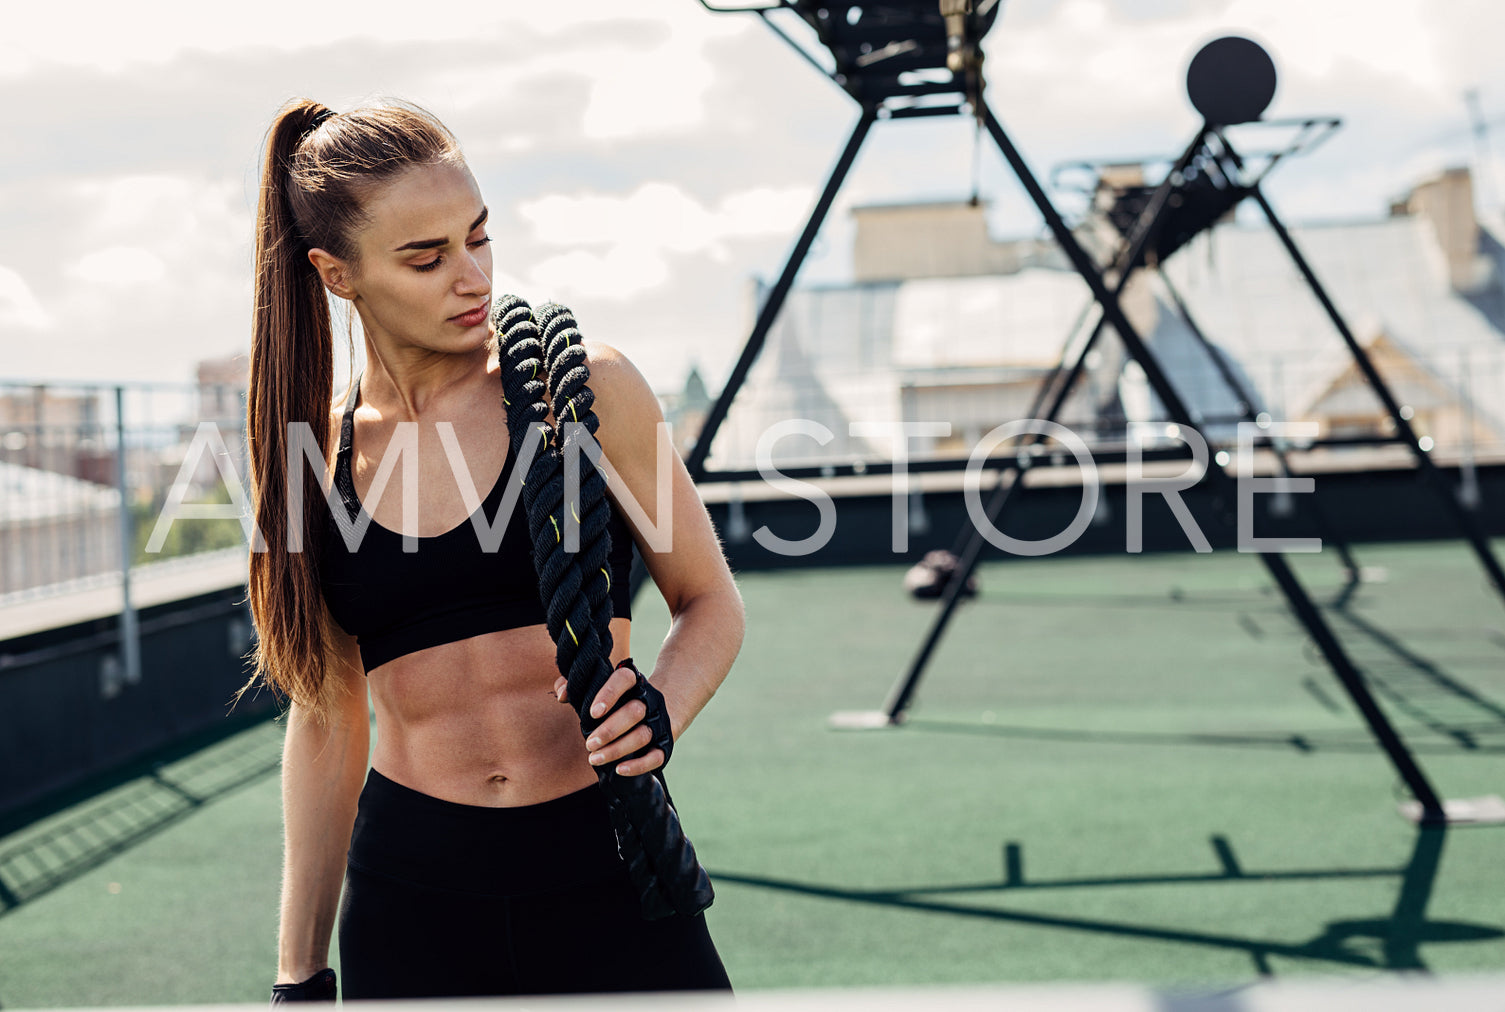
240, 97, 744, 1000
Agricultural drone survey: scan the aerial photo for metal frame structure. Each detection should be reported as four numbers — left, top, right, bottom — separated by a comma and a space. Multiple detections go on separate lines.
1148, 267, 1365, 602
653, 2, 1505, 824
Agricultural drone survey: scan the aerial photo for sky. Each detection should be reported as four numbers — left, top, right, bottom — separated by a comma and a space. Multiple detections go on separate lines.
2, 0, 1504, 395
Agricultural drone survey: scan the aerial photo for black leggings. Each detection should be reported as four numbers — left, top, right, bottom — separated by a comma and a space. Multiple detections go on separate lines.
337, 766, 732, 999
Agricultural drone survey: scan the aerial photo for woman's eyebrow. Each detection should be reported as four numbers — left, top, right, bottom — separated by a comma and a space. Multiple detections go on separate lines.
392, 207, 489, 252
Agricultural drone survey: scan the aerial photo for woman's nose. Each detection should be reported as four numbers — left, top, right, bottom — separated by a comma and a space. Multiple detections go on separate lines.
457, 251, 490, 294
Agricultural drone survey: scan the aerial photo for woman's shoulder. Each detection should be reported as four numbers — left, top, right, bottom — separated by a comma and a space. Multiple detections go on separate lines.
579, 339, 665, 436
489, 333, 659, 437
574, 340, 665, 445
573, 340, 678, 513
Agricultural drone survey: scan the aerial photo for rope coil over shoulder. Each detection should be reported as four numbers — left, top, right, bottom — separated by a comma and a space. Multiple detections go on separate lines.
491, 294, 714, 921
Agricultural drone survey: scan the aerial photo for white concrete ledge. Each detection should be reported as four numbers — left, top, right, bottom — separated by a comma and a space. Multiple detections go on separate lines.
11, 975, 1505, 1012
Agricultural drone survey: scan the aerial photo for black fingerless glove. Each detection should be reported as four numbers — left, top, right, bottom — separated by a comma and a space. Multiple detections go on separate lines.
613, 657, 675, 770
271, 967, 336, 1005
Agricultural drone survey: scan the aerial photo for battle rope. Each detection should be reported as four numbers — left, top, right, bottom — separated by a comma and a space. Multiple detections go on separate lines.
491, 294, 715, 921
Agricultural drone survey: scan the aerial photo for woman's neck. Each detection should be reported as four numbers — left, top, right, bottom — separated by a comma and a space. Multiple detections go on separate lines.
360, 340, 492, 420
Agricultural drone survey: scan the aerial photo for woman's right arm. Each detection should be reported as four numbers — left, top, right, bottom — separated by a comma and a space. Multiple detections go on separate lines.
274, 625, 369, 984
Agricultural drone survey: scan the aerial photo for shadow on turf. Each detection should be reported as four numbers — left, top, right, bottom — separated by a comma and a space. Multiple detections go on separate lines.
899, 717, 1505, 755
1324, 600, 1505, 752
711, 826, 1502, 977
899, 582, 1505, 757
0, 723, 284, 917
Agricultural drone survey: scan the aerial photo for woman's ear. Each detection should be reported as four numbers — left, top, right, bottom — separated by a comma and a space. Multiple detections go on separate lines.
307, 248, 355, 299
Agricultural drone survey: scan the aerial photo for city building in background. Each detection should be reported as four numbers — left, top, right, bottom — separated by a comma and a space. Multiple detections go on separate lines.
0, 461, 120, 595
705, 166, 1505, 473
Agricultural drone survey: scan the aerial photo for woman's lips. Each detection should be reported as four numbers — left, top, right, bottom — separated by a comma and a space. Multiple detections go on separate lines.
449, 305, 488, 328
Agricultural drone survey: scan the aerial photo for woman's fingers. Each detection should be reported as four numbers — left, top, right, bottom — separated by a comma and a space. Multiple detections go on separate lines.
585, 700, 648, 754
571, 663, 661, 774
587, 723, 655, 769
611, 746, 666, 778
587, 663, 639, 719
553, 676, 569, 703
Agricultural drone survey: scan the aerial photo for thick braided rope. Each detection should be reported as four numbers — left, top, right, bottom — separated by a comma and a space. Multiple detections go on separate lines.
491, 294, 715, 920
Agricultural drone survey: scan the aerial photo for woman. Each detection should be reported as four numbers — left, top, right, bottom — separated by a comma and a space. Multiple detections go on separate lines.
240, 97, 744, 1000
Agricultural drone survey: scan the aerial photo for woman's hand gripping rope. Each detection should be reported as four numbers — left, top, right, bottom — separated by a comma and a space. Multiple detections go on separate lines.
554, 657, 676, 777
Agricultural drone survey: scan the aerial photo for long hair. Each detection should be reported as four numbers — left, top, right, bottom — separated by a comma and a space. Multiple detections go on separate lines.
234, 97, 462, 727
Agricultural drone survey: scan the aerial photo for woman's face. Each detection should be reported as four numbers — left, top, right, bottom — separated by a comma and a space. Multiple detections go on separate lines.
329, 160, 494, 356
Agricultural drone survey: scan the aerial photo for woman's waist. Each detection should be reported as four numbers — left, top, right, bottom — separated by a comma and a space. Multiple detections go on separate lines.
369, 698, 599, 806
366, 630, 627, 791
347, 766, 628, 894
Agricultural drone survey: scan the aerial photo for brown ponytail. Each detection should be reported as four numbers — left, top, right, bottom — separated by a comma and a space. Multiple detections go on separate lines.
233, 97, 462, 727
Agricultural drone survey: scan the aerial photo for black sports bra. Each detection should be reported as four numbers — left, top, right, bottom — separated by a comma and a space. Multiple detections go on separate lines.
319, 372, 634, 673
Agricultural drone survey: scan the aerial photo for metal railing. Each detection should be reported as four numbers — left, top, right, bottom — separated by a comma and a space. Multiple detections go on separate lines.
0, 380, 249, 686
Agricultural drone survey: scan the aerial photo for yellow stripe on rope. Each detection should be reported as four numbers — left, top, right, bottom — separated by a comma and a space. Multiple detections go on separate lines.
570, 501, 579, 523
549, 515, 560, 543
564, 618, 578, 646
503, 396, 510, 406
531, 361, 538, 380
601, 566, 610, 591
569, 400, 577, 422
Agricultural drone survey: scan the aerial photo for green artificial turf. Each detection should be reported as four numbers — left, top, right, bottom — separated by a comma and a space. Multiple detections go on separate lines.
1, 540, 1502, 1006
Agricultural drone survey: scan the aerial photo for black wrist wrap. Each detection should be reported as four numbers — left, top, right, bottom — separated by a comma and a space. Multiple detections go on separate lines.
270, 967, 336, 1004
612, 657, 674, 769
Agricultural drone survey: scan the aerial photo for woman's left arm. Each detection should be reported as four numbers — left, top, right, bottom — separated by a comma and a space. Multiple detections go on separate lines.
552, 340, 746, 776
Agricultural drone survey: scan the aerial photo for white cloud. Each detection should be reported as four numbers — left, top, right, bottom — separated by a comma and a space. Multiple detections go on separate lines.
522, 183, 705, 250
428, 12, 746, 147
719, 187, 818, 237
3, 2, 545, 73
0, 266, 51, 330
1062, 0, 1112, 33
68, 246, 168, 286
579, 36, 721, 141
528, 246, 672, 303
0, 172, 258, 382
515, 181, 813, 301
520, 181, 812, 255
988, 0, 1461, 132
75, 175, 250, 243
3, 0, 749, 151
1223, 0, 1445, 95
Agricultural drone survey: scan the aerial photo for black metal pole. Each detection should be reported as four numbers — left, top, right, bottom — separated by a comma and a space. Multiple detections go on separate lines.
627, 102, 880, 603
1155, 267, 1364, 584
1242, 179, 1505, 609
976, 104, 1445, 821
890, 131, 1211, 721
685, 102, 880, 483
944, 308, 1105, 562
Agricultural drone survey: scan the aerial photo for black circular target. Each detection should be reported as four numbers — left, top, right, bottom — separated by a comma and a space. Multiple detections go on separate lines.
1186, 36, 1277, 125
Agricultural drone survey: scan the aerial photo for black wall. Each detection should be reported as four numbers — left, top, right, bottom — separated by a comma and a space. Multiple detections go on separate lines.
0, 587, 278, 831
704, 461, 1505, 571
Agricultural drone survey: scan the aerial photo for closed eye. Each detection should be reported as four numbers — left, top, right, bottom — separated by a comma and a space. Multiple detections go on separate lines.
412, 236, 490, 273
